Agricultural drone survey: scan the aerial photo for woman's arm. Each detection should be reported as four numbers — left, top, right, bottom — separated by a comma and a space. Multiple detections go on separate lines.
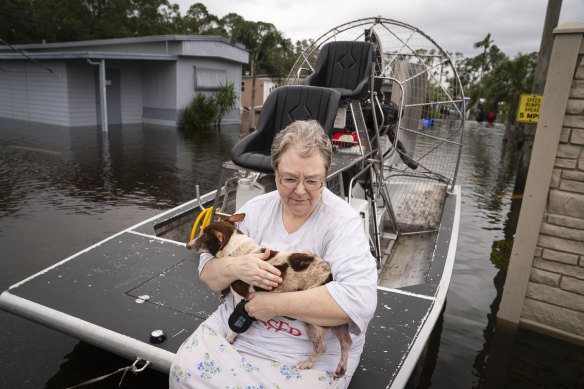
245, 286, 350, 326
242, 207, 376, 329
199, 250, 283, 292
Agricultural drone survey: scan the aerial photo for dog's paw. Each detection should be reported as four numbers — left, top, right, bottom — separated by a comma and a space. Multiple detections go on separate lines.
295, 360, 313, 370
334, 364, 346, 379
226, 331, 237, 344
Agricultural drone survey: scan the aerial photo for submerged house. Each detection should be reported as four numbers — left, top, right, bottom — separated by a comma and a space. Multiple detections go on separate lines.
0, 35, 249, 127
240, 75, 278, 110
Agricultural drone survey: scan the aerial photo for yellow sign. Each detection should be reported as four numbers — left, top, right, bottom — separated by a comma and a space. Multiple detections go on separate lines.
516, 94, 542, 123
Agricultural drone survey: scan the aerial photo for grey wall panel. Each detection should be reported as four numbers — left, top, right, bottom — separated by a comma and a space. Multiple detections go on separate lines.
118, 62, 143, 124
142, 62, 177, 109
143, 107, 178, 121
0, 68, 26, 119
0, 61, 69, 126
67, 61, 98, 126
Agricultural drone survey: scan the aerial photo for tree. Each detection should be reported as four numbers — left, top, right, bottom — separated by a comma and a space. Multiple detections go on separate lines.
176, 3, 223, 36
482, 52, 537, 125
459, 32, 538, 129
473, 33, 494, 85
32, 0, 101, 42
229, 18, 289, 130
0, 0, 38, 44
486, 45, 506, 72
220, 12, 245, 39
460, 37, 507, 112
214, 81, 238, 130
1, 0, 181, 44
127, 0, 178, 36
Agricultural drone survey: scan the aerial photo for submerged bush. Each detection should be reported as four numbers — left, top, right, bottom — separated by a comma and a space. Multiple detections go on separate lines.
180, 93, 217, 131
215, 82, 238, 130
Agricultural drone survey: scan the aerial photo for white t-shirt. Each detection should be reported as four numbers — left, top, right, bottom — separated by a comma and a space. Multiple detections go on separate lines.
198, 188, 378, 376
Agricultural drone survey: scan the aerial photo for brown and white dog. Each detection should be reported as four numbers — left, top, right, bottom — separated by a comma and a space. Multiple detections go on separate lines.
186, 213, 351, 378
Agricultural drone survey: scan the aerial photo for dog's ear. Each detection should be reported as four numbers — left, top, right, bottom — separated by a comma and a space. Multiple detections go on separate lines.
225, 213, 245, 224
209, 228, 225, 244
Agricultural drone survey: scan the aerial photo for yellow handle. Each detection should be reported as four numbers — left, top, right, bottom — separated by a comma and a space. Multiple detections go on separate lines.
202, 207, 214, 230
189, 207, 219, 242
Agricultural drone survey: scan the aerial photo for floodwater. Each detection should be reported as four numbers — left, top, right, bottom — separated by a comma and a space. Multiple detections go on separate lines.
0, 118, 582, 388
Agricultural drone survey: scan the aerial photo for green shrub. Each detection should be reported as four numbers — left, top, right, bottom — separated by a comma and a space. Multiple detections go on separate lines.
215, 82, 238, 130
180, 93, 217, 131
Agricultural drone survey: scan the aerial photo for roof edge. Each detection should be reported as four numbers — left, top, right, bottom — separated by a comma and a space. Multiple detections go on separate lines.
1, 35, 247, 51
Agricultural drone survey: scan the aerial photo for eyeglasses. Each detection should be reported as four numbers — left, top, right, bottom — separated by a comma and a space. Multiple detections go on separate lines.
278, 177, 325, 191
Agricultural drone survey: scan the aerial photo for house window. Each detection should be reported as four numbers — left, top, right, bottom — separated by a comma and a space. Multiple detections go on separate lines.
194, 67, 227, 91
241, 81, 245, 92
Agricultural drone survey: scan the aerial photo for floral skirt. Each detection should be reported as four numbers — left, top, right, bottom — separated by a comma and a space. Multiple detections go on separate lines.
169, 323, 351, 389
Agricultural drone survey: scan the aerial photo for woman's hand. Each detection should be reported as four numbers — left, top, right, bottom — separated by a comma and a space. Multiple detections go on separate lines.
246, 287, 351, 326
245, 292, 278, 321
200, 249, 282, 292
229, 249, 282, 290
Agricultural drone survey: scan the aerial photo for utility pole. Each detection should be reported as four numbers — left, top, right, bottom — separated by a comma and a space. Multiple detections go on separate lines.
249, 58, 256, 132
514, 0, 562, 195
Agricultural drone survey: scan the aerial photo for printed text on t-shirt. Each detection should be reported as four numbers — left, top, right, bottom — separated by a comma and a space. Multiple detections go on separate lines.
258, 318, 302, 336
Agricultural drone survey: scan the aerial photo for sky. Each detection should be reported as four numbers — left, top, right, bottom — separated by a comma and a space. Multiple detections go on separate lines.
175, 0, 583, 58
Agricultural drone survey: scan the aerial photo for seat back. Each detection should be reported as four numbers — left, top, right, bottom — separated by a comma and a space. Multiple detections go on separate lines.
302, 41, 374, 98
231, 85, 341, 173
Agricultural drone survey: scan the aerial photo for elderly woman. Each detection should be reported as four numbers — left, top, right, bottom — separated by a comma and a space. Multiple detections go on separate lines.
170, 120, 377, 388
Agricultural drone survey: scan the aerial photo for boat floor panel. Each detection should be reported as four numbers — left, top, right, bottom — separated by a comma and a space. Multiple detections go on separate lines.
377, 232, 438, 289
127, 256, 219, 318
351, 289, 434, 387
396, 282, 439, 297
5, 232, 208, 354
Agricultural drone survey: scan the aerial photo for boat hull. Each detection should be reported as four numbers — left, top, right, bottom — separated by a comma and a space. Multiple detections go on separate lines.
0, 186, 460, 387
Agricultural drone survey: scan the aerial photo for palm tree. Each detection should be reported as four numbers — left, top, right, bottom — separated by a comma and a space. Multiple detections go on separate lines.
215, 82, 238, 131
474, 33, 494, 85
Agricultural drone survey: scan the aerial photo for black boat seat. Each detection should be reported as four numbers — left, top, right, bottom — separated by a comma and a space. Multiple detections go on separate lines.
231, 85, 341, 174
302, 41, 374, 98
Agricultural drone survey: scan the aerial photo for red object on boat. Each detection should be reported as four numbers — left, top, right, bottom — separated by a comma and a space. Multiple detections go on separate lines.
332, 133, 357, 147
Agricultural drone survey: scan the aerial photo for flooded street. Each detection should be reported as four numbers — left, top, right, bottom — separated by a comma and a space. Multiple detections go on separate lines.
0, 118, 582, 388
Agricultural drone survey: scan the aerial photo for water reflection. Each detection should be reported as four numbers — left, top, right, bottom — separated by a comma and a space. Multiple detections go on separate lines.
0, 118, 241, 219
462, 126, 522, 215
45, 342, 168, 388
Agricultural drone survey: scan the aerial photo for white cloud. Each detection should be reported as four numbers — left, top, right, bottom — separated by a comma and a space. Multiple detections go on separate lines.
176, 0, 583, 57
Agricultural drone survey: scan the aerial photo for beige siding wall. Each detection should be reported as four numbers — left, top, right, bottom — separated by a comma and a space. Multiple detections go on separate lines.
241, 77, 277, 109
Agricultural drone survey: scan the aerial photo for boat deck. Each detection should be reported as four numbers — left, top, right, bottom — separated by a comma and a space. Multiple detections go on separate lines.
0, 184, 459, 387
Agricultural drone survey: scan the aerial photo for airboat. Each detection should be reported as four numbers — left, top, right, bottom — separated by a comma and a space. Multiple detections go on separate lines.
0, 17, 464, 387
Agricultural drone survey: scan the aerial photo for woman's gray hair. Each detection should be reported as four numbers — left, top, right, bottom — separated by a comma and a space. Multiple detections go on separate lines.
271, 120, 332, 174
